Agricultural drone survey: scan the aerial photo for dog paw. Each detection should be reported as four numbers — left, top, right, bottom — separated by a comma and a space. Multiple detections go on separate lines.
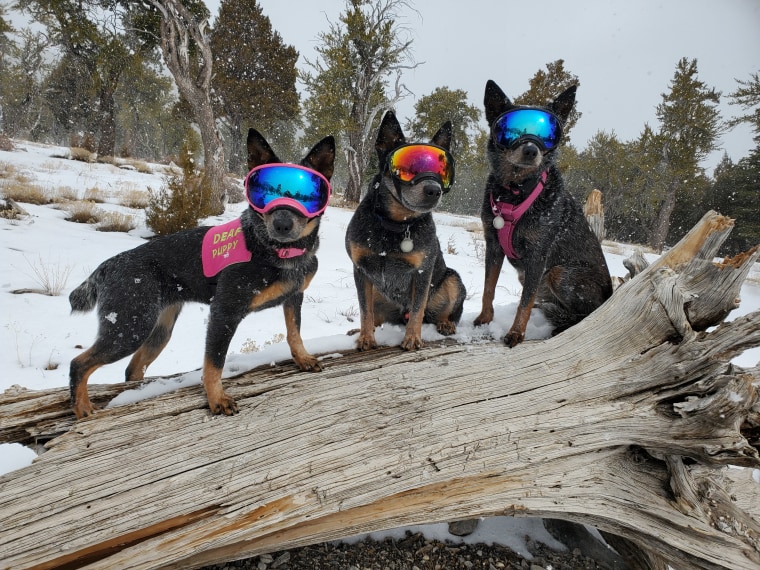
73, 400, 95, 419
436, 321, 457, 336
400, 333, 423, 351
473, 312, 493, 327
208, 394, 239, 416
295, 354, 323, 372
356, 335, 378, 351
503, 330, 525, 348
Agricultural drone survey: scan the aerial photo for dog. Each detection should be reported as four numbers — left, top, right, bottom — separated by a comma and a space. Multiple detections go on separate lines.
474, 80, 612, 347
68, 129, 335, 418
345, 110, 466, 351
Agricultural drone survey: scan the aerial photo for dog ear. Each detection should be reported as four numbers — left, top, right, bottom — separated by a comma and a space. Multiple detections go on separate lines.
375, 110, 405, 161
484, 80, 512, 125
246, 128, 279, 170
551, 85, 577, 124
431, 121, 453, 150
302, 136, 336, 180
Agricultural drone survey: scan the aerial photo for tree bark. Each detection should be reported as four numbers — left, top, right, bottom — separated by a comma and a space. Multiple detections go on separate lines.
149, 0, 227, 215
583, 188, 606, 242
0, 211, 758, 570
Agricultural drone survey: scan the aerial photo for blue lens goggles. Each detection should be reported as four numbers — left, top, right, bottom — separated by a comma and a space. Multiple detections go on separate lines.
244, 163, 331, 218
491, 108, 563, 151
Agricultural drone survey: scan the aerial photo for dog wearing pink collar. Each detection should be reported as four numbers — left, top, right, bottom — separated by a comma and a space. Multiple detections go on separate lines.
68, 130, 335, 418
474, 80, 612, 347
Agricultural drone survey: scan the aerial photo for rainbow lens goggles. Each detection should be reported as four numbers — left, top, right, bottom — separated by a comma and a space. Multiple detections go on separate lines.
387, 144, 455, 190
491, 108, 563, 151
244, 163, 331, 218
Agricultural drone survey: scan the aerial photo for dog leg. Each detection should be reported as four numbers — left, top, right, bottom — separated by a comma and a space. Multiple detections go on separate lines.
474, 244, 505, 326
401, 274, 432, 351
425, 269, 466, 336
69, 347, 103, 419
202, 360, 238, 416
504, 265, 542, 348
125, 304, 182, 382
283, 294, 322, 372
354, 271, 378, 351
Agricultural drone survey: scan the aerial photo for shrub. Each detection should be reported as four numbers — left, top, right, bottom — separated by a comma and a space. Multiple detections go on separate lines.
83, 186, 108, 203
0, 133, 13, 151
1, 180, 50, 205
70, 147, 97, 163
145, 137, 215, 236
119, 188, 150, 209
65, 201, 102, 224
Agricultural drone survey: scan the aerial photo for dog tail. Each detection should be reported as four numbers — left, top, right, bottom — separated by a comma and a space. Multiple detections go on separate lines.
69, 277, 98, 313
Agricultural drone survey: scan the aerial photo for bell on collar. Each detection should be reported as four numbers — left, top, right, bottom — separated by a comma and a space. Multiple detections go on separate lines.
400, 226, 414, 252
493, 216, 505, 229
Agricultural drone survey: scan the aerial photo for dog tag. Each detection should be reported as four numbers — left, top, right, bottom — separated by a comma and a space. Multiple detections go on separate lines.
400, 237, 414, 252
493, 216, 505, 229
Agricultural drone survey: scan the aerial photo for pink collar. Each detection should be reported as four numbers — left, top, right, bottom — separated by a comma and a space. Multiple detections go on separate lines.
489, 170, 548, 260
276, 247, 306, 258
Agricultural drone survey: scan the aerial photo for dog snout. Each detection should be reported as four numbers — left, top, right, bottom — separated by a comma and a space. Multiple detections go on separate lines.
424, 183, 442, 199
521, 143, 539, 161
273, 213, 294, 235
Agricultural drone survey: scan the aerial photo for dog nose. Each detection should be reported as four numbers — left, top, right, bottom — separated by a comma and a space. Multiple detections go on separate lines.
272, 214, 294, 235
522, 144, 539, 161
424, 184, 442, 198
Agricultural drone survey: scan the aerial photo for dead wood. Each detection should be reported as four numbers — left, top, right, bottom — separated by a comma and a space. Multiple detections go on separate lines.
0, 211, 758, 570
584, 188, 606, 242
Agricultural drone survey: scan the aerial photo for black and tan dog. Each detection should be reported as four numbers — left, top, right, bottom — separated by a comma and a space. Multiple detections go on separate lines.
68, 129, 335, 418
474, 80, 612, 347
346, 110, 466, 351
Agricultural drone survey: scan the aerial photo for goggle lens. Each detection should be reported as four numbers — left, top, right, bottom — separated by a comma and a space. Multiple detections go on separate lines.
244, 164, 331, 218
388, 144, 455, 189
492, 108, 562, 151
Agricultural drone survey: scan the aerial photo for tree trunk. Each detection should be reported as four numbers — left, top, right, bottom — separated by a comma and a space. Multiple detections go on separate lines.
650, 179, 680, 252
583, 188, 605, 242
1, 211, 758, 570
149, 0, 227, 215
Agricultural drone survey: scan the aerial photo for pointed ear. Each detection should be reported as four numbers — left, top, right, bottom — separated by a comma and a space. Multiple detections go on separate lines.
484, 80, 513, 125
431, 121, 452, 150
246, 128, 279, 170
375, 110, 405, 161
551, 85, 577, 124
302, 136, 336, 180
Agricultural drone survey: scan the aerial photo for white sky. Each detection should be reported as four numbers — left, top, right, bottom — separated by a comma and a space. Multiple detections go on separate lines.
206, 0, 760, 170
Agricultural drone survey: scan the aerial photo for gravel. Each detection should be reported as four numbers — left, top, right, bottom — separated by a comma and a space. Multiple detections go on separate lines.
201, 526, 626, 570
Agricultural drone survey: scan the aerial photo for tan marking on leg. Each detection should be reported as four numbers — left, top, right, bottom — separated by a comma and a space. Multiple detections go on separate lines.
71, 348, 101, 419
283, 304, 322, 372
428, 275, 460, 335
475, 263, 502, 326
357, 278, 377, 351
126, 305, 181, 382
348, 241, 373, 266
505, 293, 537, 348
249, 281, 292, 311
401, 277, 430, 351
202, 359, 238, 415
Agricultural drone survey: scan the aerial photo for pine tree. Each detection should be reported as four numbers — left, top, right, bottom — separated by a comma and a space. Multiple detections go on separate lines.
727, 71, 760, 145
515, 59, 581, 144
210, 0, 299, 174
648, 57, 724, 250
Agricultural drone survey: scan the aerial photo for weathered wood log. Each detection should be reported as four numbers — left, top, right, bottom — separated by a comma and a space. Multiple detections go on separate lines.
584, 188, 606, 242
1, 211, 759, 570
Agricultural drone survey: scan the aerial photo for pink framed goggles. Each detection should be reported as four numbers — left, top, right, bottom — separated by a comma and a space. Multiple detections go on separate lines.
244, 163, 332, 218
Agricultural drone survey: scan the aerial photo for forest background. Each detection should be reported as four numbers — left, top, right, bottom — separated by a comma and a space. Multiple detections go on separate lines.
1, 0, 759, 254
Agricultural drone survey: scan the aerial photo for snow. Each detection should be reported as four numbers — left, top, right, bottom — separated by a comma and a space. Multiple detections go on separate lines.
1, 140, 759, 556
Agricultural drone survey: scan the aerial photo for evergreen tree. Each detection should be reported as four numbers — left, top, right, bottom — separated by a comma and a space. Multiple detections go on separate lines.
648, 57, 724, 250
301, 0, 417, 203
210, 0, 300, 174
515, 59, 581, 144
726, 71, 760, 144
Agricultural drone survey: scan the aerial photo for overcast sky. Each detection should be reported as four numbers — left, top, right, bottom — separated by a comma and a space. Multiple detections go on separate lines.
205, 0, 759, 170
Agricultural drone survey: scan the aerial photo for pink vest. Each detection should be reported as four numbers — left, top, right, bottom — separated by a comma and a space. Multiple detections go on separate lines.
202, 218, 252, 277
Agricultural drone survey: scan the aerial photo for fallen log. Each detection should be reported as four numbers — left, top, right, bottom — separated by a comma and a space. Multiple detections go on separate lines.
0, 211, 758, 570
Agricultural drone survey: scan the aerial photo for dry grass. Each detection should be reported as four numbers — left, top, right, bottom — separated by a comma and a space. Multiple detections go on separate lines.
15, 254, 73, 296
118, 185, 150, 209
70, 147, 97, 163
82, 186, 109, 203
1, 179, 51, 205
97, 211, 137, 232
52, 186, 80, 202
64, 201, 103, 224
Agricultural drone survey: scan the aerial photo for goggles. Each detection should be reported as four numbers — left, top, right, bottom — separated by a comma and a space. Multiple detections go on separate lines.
491, 108, 563, 151
244, 163, 331, 218
387, 144, 455, 190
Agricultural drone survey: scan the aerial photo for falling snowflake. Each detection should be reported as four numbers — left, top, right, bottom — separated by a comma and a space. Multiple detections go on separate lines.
105, 312, 118, 324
